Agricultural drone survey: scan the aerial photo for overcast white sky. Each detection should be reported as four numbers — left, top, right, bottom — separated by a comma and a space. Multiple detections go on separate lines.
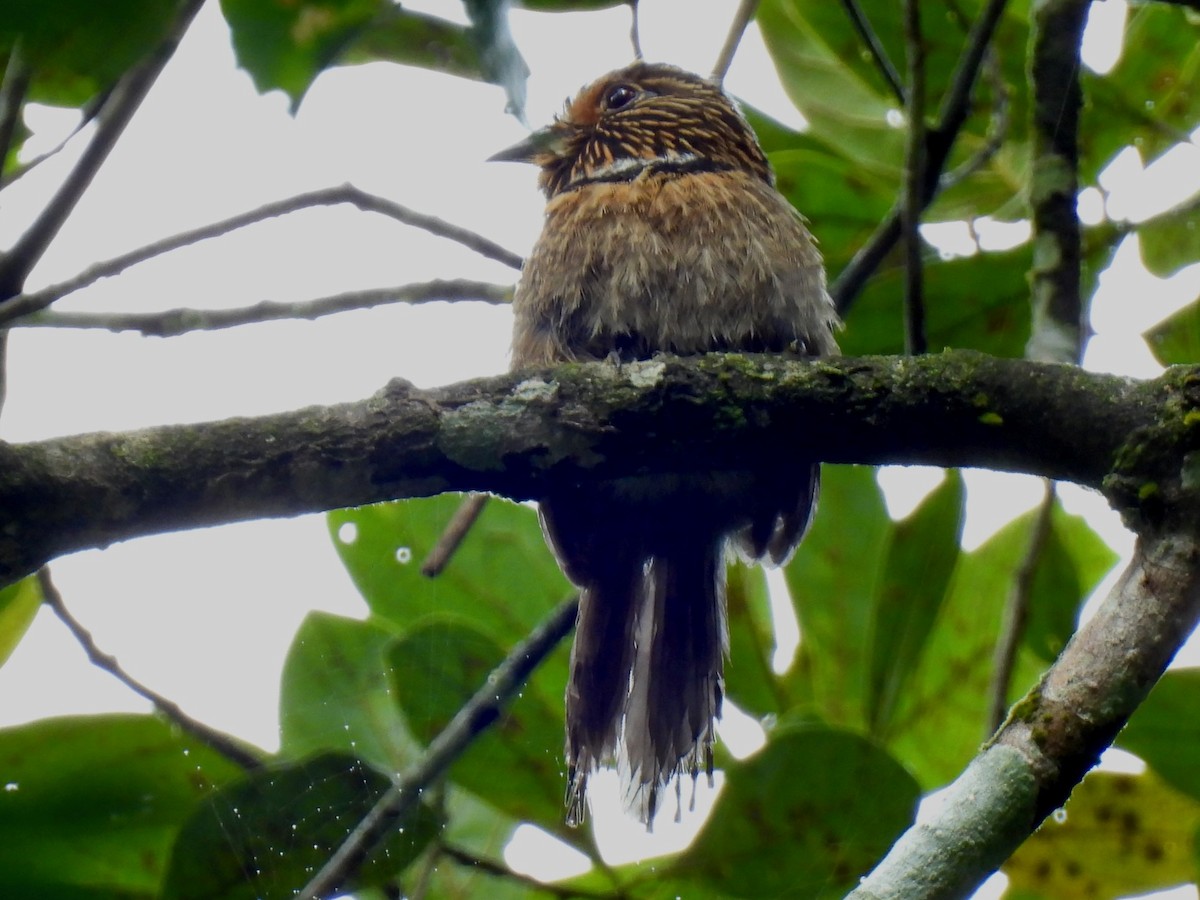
2, 0, 1200, 892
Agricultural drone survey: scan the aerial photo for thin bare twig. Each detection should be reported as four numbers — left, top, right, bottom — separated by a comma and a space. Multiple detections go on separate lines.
297, 594, 579, 900
987, 479, 1056, 734
0, 185, 522, 326
37, 566, 262, 771
628, 0, 644, 60
0, 121, 94, 190
420, 494, 491, 577
19, 280, 512, 336
941, 47, 1010, 190
902, 0, 928, 356
839, 0, 906, 105
931, 0, 1009, 152
712, 0, 761, 83
830, 0, 1010, 313
0, 0, 206, 300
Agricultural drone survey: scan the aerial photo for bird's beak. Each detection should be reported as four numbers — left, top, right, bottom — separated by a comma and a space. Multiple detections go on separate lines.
488, 126, 567, 164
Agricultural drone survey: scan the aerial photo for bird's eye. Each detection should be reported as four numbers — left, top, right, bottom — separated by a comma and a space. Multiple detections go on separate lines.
603, 84, 638, 110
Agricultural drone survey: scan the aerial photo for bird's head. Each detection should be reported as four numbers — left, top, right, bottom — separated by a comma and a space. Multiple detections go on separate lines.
490, 62, 772, 198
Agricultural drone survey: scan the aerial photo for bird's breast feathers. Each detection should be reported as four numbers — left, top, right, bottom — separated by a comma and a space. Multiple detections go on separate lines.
512, 169, 833, 365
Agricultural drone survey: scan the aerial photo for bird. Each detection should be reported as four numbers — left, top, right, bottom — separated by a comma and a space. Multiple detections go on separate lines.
492, 61, 840, 828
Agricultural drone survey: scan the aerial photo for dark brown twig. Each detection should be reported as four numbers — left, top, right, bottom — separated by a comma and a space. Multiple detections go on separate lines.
0, 0, 206, 300
902, 0, 928, 355
712, 0, 761, 84
296, 595, 579, 900
37, 566, 262, 771
941, 47, 1010, 191
830, 0, 1010, 313
0, 185, 522, 326
839, 0, 906, 104
19, 280, 512, 335
420, 494, 491, 577
987, 479, 1056, 733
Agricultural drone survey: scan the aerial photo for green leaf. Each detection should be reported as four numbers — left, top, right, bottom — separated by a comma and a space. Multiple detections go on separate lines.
220, 0, 530, 115
1005, 770, 1200, 899
0, 714, 244, 898
1118, 668, 1200, 802
755, 0, 1032, 226
163, 752, 442, 900
389, 616, 571, 836
841, 245, 1033, 357
1022, 503, 1118, 663
724, 563, 783, 717
1082, 4, 1200, 183
1145, 296, 1200, 366
0, 0, 176, 107
884, 507, 1058, 787
673, 725, 919, 898
756, 0, 906, 180
341, 7, 484, 82
783, 465, 892, 731
219, 0, 384, 109
0, 575, 41, 668
514, 0, 625, 9
866, 470, 964, 737
278, 611, 417, 773
423, 789, 534, 900
771, 140, 896, 280
1136, 199, 1200, 280
328, 495, 570, 644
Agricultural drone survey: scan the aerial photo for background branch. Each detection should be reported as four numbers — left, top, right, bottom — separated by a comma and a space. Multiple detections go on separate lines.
853, 527, 1200, 896
0, 185, 522, 326
20, 280, 511, 335
0, 351, 1173, 590
940, 46, 1010, 190
831, 0, 1010, 313
0, 0, 206, 300
1026, 0, 1089, 363
37, 566, 262, 771
712, 0, 760, 83
628, 0, 643, 60
297, 594, 579, 900
421, 494, 491, 577
902, 0, 928, 355
987, 479, 1056, 733
840, 0, 906, 104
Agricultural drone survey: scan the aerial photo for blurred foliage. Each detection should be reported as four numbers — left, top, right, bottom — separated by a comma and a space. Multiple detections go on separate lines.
0, 716, 244, 897
0, 575, 41, 667
1, 0, 1199, 896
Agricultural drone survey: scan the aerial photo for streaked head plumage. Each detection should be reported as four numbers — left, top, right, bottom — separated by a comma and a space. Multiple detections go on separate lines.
491, 62, 772, 197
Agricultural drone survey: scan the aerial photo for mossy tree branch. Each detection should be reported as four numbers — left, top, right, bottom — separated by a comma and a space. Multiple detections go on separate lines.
852, 527, 1200, 898
0, 350, 1196, 590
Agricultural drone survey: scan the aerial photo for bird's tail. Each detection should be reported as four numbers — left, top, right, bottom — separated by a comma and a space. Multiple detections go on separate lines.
546, 490, 729, 828
564, 560, 644, 826
621, 537, 727, 827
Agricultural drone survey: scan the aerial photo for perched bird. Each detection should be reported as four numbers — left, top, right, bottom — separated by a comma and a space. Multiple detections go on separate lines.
493, 62, 839, 827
